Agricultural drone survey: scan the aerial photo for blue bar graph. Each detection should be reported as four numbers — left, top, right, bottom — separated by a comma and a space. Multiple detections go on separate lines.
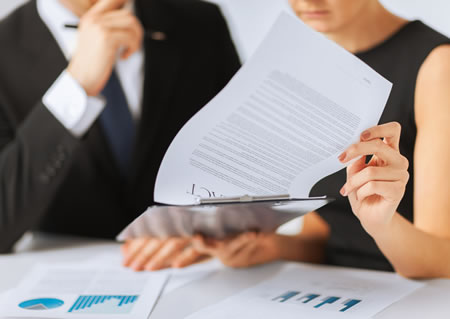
340, 299, 362, 312
314, 296, 340, 309
271, 290, 363, 313
68, 295, 139, 314
296, 293, 320, 304
272, 291, 300, 303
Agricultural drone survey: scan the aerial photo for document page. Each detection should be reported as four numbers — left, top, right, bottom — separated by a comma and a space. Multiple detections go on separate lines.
87, 253, 223, 296
186, 263, 424, 319
1, 264, 168, 319
155, 12, 392, 205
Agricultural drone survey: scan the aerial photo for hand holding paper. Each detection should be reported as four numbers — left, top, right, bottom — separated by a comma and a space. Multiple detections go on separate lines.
118, 12, 392, 241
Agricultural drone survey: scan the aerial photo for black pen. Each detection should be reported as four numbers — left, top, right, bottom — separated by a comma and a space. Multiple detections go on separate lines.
64, 24, 78, 29
64, 24, 167, 41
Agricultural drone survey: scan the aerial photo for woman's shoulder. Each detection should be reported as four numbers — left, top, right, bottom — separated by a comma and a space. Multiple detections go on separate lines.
415, 44, 450, 119
387, 20, 449, 58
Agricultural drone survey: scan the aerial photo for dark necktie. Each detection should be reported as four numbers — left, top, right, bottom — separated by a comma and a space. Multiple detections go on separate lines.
99, 71, 136, 177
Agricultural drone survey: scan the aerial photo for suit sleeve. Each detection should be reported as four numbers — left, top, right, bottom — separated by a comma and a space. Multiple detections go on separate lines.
0, 102, 79, 253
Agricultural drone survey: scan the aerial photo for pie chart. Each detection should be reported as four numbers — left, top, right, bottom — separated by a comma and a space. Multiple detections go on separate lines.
18, 298, 64, 310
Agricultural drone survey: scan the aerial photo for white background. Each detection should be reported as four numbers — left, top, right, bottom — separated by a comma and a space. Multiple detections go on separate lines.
1, 0, 449, 60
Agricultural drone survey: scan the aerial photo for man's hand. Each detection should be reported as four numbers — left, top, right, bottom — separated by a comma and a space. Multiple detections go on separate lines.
121, 237, 207, 271
67, 0, 143, 96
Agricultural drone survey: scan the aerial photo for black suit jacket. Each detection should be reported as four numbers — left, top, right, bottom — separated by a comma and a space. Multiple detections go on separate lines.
0, 0, 241, 253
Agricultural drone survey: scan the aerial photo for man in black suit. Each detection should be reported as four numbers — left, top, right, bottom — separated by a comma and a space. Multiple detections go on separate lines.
0, 0, 240, 261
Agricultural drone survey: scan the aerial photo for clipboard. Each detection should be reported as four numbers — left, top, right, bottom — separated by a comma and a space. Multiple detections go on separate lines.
117, 195, 334, 240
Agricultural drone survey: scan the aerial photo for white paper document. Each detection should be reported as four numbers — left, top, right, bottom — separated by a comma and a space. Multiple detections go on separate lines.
154, 12, 392, 206
186, 263, 424, 319
118, 12, 392, 240
87, 253, 223, 296
0, 264, 168, 319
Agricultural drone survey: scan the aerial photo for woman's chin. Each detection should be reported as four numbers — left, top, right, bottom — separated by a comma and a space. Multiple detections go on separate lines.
301, 20, 335, 33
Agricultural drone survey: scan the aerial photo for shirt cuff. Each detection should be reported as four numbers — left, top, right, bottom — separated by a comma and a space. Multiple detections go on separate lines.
43, 70, 105, 137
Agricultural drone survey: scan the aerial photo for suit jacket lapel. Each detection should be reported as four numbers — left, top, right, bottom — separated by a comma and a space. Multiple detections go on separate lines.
129, 1, 182, 183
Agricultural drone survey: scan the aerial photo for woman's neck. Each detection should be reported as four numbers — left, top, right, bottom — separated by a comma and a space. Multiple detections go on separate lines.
325, 3, 408, 54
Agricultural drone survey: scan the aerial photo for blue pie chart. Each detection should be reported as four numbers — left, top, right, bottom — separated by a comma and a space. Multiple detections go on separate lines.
19, 298, 64, 310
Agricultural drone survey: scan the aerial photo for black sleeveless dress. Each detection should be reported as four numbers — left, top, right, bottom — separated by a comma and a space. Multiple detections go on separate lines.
309, 21, 450, 271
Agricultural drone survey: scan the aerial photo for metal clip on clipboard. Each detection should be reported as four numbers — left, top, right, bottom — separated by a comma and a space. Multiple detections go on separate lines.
196, 194, 329, 205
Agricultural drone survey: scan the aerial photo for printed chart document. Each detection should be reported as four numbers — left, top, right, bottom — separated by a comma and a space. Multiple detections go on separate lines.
186, 263, 424, 319
0, 264, 168, 319
87, 253, 223, 296
118, 12, 392, 240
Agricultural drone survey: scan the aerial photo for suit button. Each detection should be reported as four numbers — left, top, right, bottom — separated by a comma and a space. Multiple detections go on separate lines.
39, 173, 50, 184
46, 166, 56, 178
54, 159, 64, 169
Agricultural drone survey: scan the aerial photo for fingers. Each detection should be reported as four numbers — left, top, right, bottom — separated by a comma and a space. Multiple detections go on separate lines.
339, 139, 408, 169
171, 246, 203, 268
124, 238, 164, 270
143, 238, 189, 271
195, 233, 257, 261
193, 233, 262, 268
341, 166, 409, 197
221, 233, 257, 259
122, 238, 150, 266
192, 235, 218, 256
219, 241, 259, 268
108, 30, 142, 59
100, 9, 143, 37
88, 0, 128, 16
82, 4, 143, 59
360, 122, 402, 150
346, 155, 367, 178
356, 181, 407, 203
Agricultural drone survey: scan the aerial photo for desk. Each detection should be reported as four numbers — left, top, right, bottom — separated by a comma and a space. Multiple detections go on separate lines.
1, 234, 449, 318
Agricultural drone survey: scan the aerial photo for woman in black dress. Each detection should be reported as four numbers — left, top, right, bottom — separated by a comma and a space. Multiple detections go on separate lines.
123, 0, 450, 278
191, 0, 450, 278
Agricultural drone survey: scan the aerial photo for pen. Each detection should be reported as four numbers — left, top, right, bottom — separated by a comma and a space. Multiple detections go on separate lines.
63, 24, 167, 41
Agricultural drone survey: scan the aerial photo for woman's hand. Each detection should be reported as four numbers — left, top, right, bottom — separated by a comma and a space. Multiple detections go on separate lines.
339, 122, 410, 236
121, 237, 206, 271
192, 232, 281, 268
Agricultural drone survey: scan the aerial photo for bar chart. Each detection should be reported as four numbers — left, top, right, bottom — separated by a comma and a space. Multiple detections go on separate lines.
68, 295, 139, 314
271, 290, 362, 313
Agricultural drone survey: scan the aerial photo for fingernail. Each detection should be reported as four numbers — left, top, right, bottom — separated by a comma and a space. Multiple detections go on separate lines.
340, 186, 347, 197
338, 152, 346, 162
361, 130, 371, 140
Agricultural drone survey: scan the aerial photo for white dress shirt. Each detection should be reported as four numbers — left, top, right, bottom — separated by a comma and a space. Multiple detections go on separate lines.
37, 0, 144, 137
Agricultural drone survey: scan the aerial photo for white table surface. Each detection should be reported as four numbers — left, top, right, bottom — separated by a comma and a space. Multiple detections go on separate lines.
1, 233, 449, 319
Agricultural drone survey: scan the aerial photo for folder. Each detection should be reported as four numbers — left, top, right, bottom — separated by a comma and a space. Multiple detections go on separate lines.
116, 195, 333, 240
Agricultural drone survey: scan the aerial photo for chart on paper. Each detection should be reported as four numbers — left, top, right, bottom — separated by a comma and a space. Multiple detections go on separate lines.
3, 264, 168, 318
271, 290, 361, 313
68, 295, 139, 314
186, 263, 424, 319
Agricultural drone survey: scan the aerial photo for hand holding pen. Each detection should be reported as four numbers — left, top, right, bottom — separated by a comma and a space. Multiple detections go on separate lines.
67, 0, 143, 96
